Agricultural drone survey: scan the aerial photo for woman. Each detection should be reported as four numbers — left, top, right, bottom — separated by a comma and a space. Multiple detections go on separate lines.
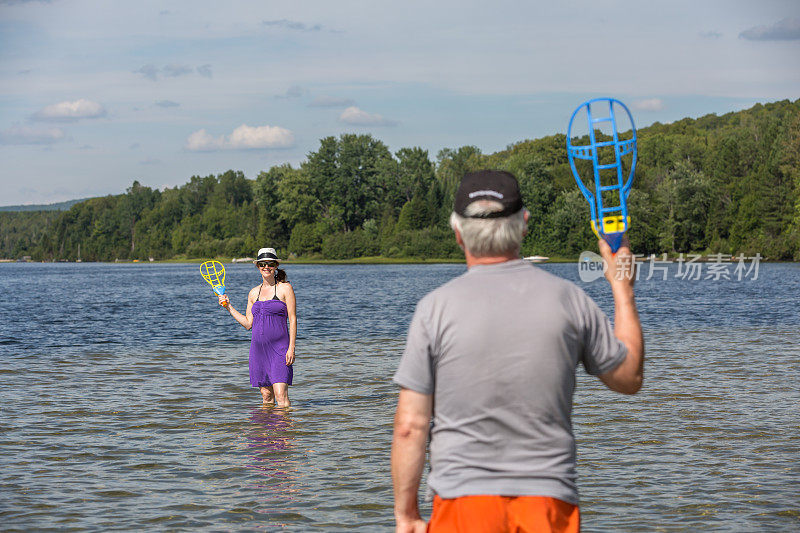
218, 247, 296, 407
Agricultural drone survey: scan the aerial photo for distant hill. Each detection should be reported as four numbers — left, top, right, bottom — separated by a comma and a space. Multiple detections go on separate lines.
0, 198, 92, 212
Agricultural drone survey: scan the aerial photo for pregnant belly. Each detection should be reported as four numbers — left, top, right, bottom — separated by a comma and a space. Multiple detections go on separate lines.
254, 318, 289, 346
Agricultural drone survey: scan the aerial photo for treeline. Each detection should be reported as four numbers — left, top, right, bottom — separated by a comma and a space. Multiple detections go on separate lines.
0, 211, 62, 258
3, 99, 799, 261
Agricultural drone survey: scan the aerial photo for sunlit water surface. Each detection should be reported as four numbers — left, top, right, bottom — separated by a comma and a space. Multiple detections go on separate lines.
1, 262, 798, 531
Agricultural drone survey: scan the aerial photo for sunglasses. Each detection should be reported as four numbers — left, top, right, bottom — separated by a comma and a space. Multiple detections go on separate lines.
257, 261, 279, 268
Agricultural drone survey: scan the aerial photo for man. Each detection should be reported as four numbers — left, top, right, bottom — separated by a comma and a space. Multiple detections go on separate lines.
391, 170, 644, 532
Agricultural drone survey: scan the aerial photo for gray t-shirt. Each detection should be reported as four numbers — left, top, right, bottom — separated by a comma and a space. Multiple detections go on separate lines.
393, 259, 626, 505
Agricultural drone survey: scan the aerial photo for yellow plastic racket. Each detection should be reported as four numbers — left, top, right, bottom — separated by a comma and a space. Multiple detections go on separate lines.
200, 260, 228, 307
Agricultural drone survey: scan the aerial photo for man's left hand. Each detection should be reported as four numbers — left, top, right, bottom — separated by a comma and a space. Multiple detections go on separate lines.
395, 517, 427, 533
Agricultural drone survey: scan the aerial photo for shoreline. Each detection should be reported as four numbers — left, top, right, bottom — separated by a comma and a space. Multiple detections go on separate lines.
2, 255, 788, 265
1, 256, 572, 264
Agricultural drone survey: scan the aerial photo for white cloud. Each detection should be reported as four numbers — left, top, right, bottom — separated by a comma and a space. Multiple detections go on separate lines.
163, 64, 193, 77
185, 129, 220, 151
309, 95, 355, 108
155, 100, 180, 108
185, 124, 295, 151
740, 18, 800, 41
0, 124, 66, 145
32, 99, 106, 121
339, 106, 398, 126
227, 125, 295, 149
632, 98, 665, 112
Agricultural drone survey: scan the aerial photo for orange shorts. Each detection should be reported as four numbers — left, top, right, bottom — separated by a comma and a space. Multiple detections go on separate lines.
427, 494, 580, 533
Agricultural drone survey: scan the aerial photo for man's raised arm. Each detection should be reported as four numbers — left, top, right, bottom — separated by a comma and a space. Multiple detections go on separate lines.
598, 238, 644, 395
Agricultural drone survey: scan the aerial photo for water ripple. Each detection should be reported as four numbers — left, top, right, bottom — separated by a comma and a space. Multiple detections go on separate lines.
1, 263, 798, 530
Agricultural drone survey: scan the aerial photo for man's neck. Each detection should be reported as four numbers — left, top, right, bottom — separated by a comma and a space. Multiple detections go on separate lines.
464, 251, 519, 269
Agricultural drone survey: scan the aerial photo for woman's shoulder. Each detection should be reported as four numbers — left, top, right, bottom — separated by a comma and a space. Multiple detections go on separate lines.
248, 285, 262, 298
278, 281, 294, 294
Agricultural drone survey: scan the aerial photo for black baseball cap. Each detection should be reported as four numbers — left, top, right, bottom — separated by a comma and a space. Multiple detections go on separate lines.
454, 170, 524, 218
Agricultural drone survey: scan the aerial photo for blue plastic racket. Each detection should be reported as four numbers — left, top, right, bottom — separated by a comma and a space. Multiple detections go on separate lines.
567, 98, 637, 252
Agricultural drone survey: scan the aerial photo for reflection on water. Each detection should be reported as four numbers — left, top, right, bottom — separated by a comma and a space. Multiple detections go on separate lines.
247, 407, 296, 483
246, 407, 300, 518
248, 407, 294, 453
0, 262, 799, 531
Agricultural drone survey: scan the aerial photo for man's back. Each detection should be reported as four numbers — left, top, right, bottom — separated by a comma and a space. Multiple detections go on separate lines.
391, 170, 643, 532
394, 260, 626, 504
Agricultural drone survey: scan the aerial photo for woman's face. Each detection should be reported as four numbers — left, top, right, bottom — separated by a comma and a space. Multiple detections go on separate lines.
257, 261, 279, 278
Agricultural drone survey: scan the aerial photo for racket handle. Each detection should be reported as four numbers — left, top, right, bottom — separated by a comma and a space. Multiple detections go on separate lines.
213, 286, 229, 308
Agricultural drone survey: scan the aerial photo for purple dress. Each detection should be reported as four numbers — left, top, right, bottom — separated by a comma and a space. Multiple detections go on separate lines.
249, 284, 293, 387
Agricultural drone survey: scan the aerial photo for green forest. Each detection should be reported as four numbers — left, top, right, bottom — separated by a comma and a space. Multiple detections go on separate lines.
2, 99, 799, 262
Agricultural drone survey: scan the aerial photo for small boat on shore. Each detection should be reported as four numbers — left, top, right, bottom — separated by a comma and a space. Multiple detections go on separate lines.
523, 255, 549, 263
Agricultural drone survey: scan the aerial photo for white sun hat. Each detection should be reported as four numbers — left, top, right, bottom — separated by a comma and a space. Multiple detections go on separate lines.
253, 247, 281, 263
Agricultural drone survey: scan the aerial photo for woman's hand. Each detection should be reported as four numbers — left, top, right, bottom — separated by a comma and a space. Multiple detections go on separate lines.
218, 294, 230, 308
285, 346, 295, 366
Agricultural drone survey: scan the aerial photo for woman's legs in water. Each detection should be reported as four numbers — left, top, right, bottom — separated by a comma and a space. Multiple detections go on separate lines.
260, 386, 275, 404
273, 382, 290, 407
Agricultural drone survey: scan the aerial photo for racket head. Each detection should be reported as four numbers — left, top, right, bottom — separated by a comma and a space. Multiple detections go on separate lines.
200, 260, 226, 289
566, 97, 637, 252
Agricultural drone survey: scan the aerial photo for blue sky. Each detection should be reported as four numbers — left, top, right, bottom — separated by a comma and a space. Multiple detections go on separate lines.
1, 0, 799, 205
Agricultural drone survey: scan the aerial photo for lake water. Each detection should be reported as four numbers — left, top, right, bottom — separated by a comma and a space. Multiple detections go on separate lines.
1, 261, 798, 531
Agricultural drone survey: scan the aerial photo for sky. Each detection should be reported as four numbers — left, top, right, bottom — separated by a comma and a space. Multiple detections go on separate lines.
1, 0, 799, 206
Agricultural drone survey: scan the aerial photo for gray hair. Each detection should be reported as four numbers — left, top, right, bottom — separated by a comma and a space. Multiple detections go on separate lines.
449, 200, 527, 257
